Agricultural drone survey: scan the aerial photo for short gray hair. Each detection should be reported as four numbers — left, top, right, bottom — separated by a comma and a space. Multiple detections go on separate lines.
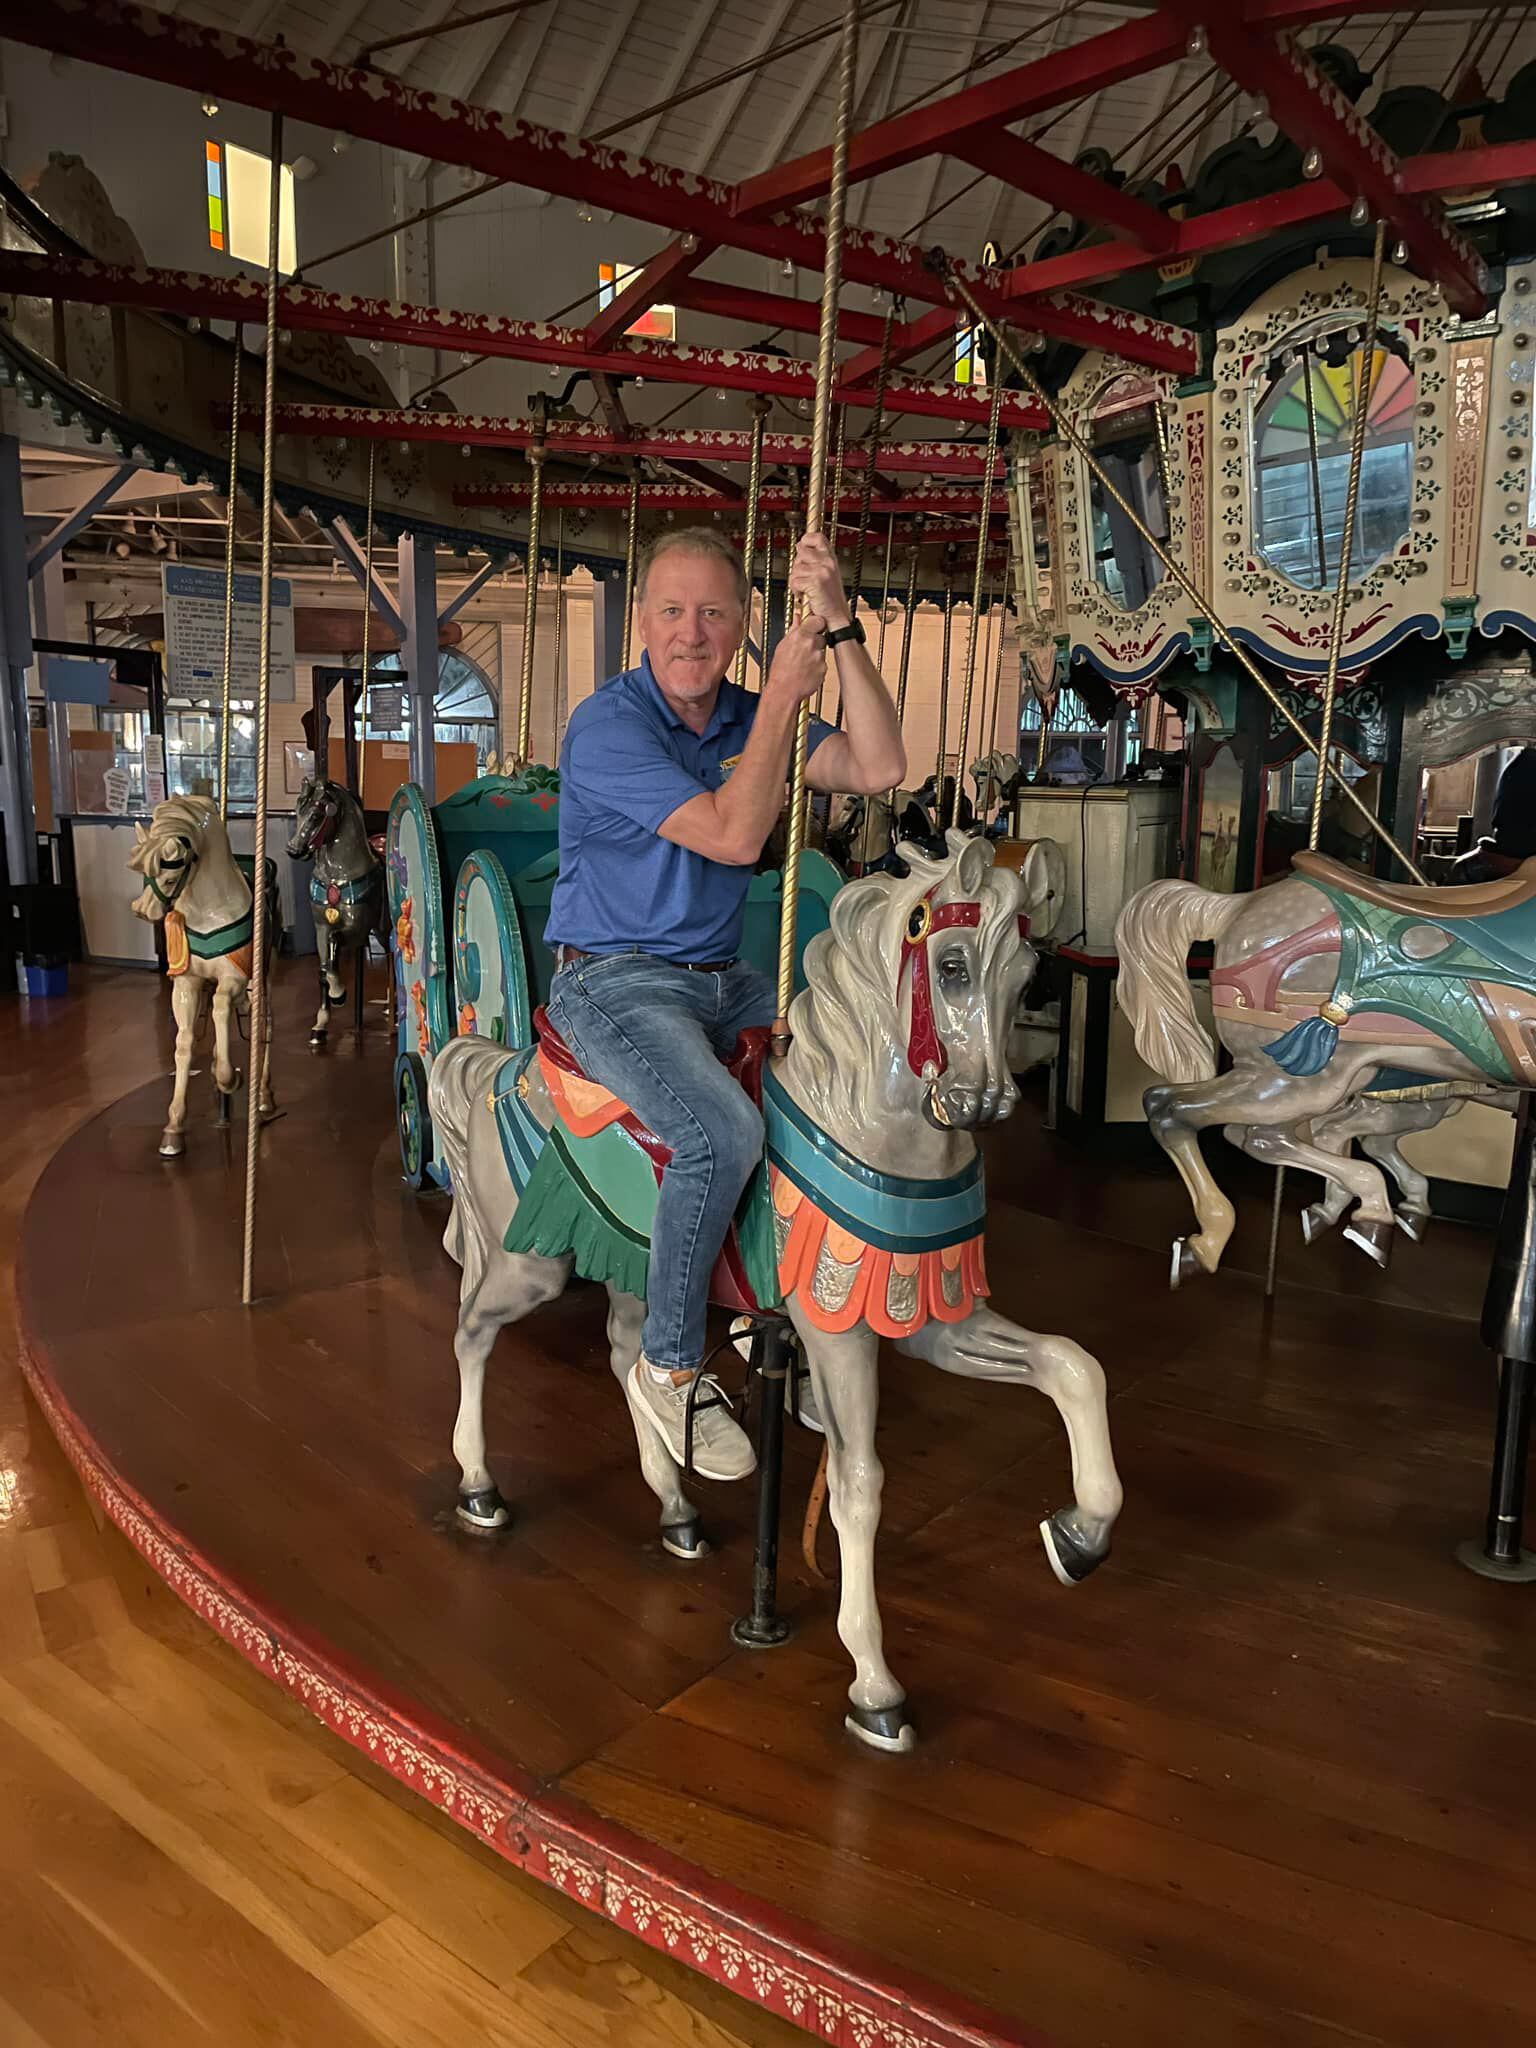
635, 525, 748, 606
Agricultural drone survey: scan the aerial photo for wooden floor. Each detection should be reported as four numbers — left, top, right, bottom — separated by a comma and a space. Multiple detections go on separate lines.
11, 964, 1536, 2047
0, 967, 804, 2048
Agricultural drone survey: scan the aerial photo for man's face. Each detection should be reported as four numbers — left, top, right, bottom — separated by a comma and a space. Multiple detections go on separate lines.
637, 550, 745, 707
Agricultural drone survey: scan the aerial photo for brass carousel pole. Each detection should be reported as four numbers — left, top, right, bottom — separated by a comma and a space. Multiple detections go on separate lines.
620, 467, 641, 671
551, 509, 565, 757
934, 257, 1424, 885
933, 548, 957, 825
736, 397, 770, 689
240, 116, 284, 1309
950, 371, 1007, 825
863, 530, 922, 869
773, 0, 858, 1056
977, 558, 1008, 822
516, 401, 547, 767
1263, 218, 1390, 1298
358, 440, 377, 747
874, 512, 897, 671
217, 326, 242, 820
847, 308, 896, 629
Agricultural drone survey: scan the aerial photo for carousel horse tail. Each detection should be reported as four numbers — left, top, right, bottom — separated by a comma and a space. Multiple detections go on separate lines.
1115, 881, 1246, 1086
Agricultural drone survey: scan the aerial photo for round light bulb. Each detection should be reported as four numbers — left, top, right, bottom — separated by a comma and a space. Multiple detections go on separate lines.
1303, 148, 1324, 180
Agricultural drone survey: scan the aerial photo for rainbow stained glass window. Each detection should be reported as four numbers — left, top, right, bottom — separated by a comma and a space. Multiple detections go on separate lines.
954, 318, 986, 386
1252, 335, 1417, 589
206, 140, 226, 252
597, 262, 675, 341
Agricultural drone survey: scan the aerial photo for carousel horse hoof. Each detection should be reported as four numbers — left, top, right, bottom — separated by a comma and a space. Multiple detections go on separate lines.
845, 1701, 917, 1755
661, 1517, 710, 1561
158, 1130, 186, 1159
455, 1486, 512, 1533
1344, 1216, 1394, 1267
1300, 1203, 1343, 1245
1169, 1238, 1206, 1290
1040, 1510, 1107, 1587
1395, 1204, 1431, 1243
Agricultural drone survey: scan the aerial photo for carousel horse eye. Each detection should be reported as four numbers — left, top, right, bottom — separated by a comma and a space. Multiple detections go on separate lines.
939, 949, 970, 985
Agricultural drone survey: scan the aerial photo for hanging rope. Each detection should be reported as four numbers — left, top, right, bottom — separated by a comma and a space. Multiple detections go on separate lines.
950, 371, 1006, 826
516, 398, 548, 766
621, 468, 641, 671
240, 115, 284, 1309
933, 254, 1425, 884
773, 0, 859, 1053
736, 397, 771, 689
358, 438, 377, 758
218, 327, 242, 821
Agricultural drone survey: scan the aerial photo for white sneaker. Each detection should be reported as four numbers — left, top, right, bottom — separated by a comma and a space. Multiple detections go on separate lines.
627, 1360, 757, 1482
729, 1316, 824, 1434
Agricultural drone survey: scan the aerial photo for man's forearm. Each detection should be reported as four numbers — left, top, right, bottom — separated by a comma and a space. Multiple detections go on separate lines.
706, 688, 800, 862
833, 643, 906, 791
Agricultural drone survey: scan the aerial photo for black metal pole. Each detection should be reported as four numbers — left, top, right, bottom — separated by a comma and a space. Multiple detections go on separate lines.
731, 1323, 794, 1648
1458, 1106, 1536, 1580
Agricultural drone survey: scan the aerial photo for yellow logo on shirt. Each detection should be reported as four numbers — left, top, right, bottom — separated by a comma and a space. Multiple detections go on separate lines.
718, 752, 744, 785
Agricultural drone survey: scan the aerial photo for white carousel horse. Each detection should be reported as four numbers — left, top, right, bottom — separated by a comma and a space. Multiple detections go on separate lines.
1114, 848, 1536, 1283
428, 832, 1122, 1750
286, 776, 387, 1044
128, 794, 277, 1157
970, 749, 1025, 819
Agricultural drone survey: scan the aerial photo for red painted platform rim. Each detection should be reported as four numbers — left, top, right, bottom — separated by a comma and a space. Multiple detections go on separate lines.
16, 1097, 1052, 2048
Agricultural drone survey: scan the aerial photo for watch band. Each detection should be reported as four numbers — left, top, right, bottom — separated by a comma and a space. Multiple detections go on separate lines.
824, 617, 866, 649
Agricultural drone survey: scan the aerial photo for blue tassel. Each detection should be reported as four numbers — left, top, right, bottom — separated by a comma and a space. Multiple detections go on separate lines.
1265, 1013, 1341, 1076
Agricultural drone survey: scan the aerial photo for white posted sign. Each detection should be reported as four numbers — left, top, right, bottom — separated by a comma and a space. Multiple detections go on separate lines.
162, 564, 296, 702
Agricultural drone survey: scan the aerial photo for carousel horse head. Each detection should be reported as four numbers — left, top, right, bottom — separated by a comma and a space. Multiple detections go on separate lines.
128, 794, 223, 924
287, 776, 350, 861
789, 828, 1030, 1135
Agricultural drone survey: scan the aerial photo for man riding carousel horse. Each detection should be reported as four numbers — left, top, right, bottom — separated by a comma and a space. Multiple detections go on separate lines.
543, 524, 906, 1480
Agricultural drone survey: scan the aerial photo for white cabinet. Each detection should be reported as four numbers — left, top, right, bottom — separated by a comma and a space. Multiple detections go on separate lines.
1010, 784, 1180, 956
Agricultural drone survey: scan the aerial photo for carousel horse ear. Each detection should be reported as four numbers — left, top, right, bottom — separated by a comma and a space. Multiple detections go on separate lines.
950, 832, 996, 898
134, 820, 149, 847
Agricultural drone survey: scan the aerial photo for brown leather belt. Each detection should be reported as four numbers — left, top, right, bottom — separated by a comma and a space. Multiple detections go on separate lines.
555, 945, 738, 974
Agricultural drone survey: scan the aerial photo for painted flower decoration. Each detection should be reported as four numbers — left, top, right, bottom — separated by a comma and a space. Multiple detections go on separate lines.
458, 1002, 478, 1038
411, 980, 431, 1060
396, 896, 417, 966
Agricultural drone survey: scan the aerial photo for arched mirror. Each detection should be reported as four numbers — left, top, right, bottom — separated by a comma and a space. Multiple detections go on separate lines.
1252, 327, 1416, 589
1084, 372, 1172, 612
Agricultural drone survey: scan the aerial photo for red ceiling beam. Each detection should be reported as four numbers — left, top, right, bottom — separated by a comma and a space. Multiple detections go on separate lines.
1160, 5, 1487, 314
1398, 138, 1536, 196
676, 279, 889, 347
841, 305, 956, 390
240, 405, 999, 474
734, 13, 1186, 217
950, 133, 1176, 252
0, 251, 1048, 429
585, 239, 709, 350
3, 1, 1198, 374
455, 481, 1007, 517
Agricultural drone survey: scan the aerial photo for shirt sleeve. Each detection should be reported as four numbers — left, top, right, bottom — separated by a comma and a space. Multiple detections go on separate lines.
562, 704, 708, 835
805, 711, 839, 765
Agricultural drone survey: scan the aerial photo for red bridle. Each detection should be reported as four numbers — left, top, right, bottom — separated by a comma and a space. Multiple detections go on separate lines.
898, 890, 982, 1078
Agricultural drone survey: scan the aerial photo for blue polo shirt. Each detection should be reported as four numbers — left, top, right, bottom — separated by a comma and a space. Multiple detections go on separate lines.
547, 654, 835, 964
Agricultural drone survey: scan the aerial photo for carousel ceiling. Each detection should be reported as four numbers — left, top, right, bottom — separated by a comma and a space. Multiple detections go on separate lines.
106, 1, 1536, 260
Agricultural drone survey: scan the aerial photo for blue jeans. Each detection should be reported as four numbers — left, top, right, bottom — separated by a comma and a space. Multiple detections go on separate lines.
546, 954, 775, 1373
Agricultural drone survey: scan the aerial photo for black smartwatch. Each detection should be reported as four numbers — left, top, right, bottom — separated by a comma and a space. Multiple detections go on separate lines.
823, 617, 866, 649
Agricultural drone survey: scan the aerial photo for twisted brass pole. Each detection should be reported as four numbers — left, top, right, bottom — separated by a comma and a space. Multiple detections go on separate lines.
774, 0, 859, 1051
862, 536, 921, 870
848, 307, 896, 623
1310, 220, 1388, 850
936, 257, 1425, 884
240, 114, 284, 1309
950, 371, 1006, 825
516, 417, 546, 767
621, 468, 640, 671
875, 513, 896, 672
358, 438, 376, 759
217, 328, 241, 820
551, 509, 565, 759
976, 558, 1007, 820
737, 398, 770, 689
934, 554, 957, 816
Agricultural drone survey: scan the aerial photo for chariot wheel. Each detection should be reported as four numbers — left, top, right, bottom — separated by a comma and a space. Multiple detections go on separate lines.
395, 1051, 434, 1191
452, 849, 533, 1050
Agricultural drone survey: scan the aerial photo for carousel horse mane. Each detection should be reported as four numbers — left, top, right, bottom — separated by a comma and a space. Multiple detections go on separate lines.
128, 793, 223, 874
785, 829, 1023, 1136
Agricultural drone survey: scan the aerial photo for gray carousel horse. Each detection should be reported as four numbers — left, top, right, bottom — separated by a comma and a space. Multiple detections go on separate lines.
128, 793, 278, 1155
287, 776, 387, 1046
428, 831, 1122, 1751
1115, 847, 1536, 1283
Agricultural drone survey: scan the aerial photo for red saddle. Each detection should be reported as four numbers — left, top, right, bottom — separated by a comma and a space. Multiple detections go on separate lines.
533, 1009, 770, 1157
